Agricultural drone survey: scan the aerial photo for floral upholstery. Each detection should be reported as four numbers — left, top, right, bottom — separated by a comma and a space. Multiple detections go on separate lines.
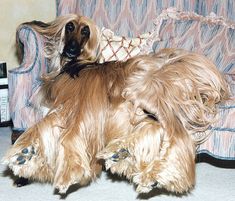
9, 0, 235, 160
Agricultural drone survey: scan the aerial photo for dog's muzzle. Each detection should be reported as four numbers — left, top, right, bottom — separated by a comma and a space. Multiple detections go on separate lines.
63, 39, 81, 59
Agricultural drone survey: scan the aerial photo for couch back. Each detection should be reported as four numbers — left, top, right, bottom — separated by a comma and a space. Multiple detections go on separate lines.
56, 0, 235, 37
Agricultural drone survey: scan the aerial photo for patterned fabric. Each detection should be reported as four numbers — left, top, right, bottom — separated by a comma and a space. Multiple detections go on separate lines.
56, 0, 235, 37
9, 0, 235, 160
8, 26, 48, 130
99, 28, 152, 63
149, 8, 235, 73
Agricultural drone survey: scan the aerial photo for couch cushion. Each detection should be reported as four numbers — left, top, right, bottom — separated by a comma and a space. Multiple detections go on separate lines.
99, 28, 152, 63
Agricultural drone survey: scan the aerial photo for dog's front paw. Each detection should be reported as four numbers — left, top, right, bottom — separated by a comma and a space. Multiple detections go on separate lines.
2, 145, 40, 178
11, 146, 36, 165
3, 145, 37, 168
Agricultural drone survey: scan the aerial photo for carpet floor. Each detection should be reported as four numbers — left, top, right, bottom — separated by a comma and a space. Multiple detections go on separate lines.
0, 127, 234, 201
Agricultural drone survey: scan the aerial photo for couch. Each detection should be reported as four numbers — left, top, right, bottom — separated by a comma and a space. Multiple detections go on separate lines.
9, 0, 235, 162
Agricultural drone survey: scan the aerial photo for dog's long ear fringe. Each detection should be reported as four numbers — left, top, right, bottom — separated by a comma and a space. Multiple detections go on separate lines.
15, 30, 24, 64
23, 20, 50, 29
18, 15, 78, 38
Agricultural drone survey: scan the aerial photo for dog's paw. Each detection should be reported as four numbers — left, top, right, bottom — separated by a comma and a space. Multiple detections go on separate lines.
97, 147, 136, 179
136, 182, 161, 194
111, 148, 130, 161
13, 177, 30, 187
55, 183, 71, 194
10, 145, 37, 166
133, 172, 161, 193
1, 145, 39, 178
97, 148, 130, 169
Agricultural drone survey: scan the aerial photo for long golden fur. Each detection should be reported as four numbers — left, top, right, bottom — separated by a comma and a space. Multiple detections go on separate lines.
3, 45, 228, 195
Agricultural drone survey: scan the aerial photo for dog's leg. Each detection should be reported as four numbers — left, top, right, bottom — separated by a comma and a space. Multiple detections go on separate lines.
97, 121, 163, 181
131, 133, 196, 194
53, 136, 103, 193
53, 118, 104, 194
97, 137, 134, 180
2, 113, 61, 183
130, 128, 195, 194
53, 134, 95, 193
98, 121, 196, 194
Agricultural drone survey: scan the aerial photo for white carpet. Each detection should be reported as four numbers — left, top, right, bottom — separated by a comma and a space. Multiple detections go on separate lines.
0, 127, 235, 201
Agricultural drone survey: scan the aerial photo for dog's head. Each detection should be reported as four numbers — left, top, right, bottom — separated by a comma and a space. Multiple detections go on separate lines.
59, 15, 101, 64
20, 14, 101, 75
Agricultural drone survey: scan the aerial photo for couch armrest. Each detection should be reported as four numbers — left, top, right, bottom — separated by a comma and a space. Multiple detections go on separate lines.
9, 25, 48, 74
8, 25, 48, 129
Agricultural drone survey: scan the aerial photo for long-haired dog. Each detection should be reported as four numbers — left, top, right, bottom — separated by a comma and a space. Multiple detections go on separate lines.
3, 46, 228, 195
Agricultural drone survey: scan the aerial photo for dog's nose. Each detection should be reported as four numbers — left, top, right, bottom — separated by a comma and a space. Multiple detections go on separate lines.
81, 25, 90, 37
69, 40, 78, 52
63, 39, 80, 58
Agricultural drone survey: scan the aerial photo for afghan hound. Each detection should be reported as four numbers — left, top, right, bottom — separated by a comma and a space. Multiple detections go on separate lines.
3, 45, 228, 195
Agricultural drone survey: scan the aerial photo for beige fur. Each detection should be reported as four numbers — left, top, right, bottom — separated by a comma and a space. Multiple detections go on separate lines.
2, 47, 228, 195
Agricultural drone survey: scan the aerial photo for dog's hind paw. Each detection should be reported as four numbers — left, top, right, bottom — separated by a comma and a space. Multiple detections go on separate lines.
110, 148, 130, 162
97, 147, 136, 179
55, 184, 70, 194
97, 148, 130, 169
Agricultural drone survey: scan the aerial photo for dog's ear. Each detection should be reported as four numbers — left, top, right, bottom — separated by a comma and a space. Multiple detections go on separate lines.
23, 20, 50, 28
17, 19, 51, 37
17, 14, 79, 38
77, 16, 101, 63
15, 19, 52, 64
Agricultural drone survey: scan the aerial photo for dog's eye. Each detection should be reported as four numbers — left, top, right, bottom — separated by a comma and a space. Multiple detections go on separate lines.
81, 25, 90, 37
65, 22, 75, 33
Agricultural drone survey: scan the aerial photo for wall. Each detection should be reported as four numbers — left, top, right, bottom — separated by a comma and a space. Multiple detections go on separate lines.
0, 0, 56, 70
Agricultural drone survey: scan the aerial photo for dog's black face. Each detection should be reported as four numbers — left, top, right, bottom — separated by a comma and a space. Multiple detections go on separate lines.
62, 21, 90, 59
